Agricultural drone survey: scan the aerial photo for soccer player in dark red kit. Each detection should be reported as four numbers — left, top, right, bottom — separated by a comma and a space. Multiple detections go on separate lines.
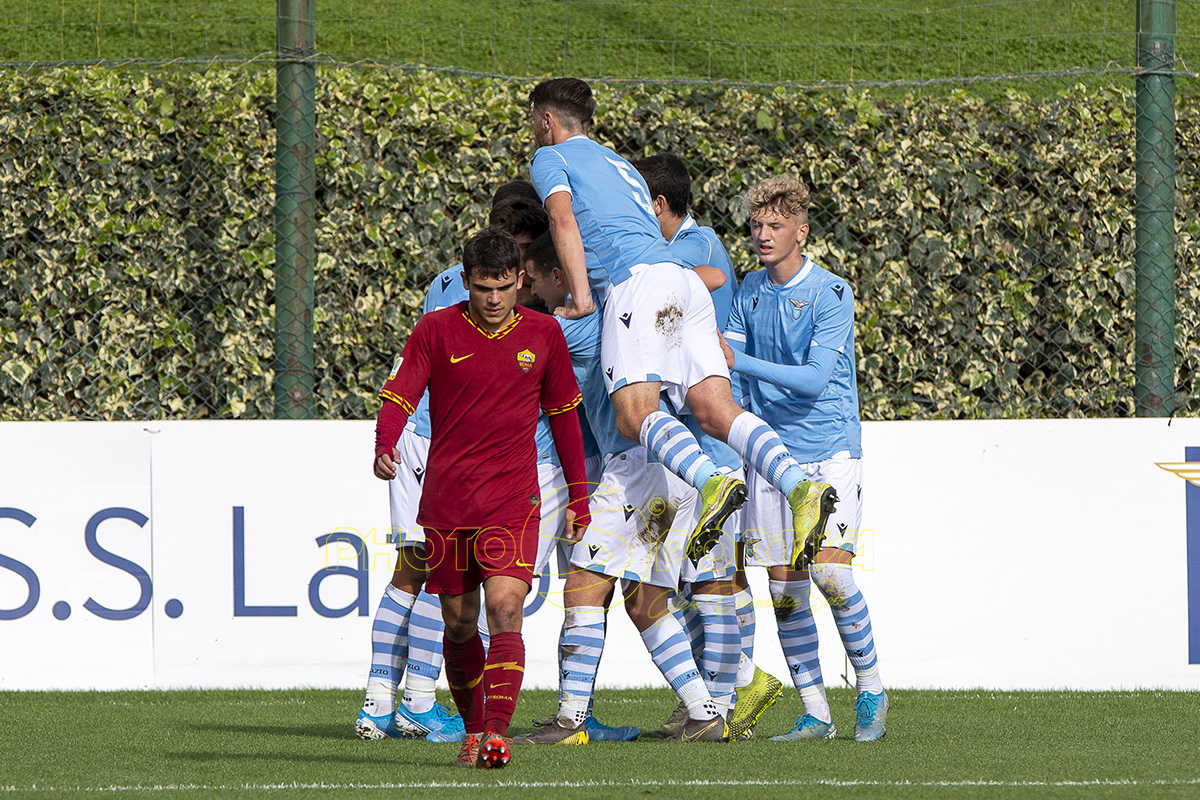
373, 226, 589, 769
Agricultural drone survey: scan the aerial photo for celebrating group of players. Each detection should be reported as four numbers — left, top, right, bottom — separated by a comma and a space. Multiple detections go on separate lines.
358, 77, 888, 769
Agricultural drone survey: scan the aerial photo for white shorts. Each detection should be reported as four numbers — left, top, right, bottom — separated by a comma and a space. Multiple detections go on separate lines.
391, 428, 571, 579
743, 454, 864, 568
389, 424, 432, 548
601, 262, 730, 412
533, 461, 573, 577
570, 448, 735, 588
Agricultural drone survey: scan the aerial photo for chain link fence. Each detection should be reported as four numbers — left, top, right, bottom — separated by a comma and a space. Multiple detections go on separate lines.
1, 6, 1196, 422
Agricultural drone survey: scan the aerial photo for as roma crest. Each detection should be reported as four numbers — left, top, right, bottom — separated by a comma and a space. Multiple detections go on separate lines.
516, 348, 536, 374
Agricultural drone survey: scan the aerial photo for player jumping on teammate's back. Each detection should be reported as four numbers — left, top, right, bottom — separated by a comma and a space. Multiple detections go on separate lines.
527, 77, 836, 576
517, 234, 728, 746
632, 152, 782, 741
373, 227, 590, 767
721, 175, 887, 742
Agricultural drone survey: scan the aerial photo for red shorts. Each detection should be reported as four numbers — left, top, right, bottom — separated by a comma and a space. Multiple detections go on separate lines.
423, 516, 538, 596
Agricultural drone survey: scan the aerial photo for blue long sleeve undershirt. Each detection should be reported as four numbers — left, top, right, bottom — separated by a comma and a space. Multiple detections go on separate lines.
726, 337, 839, 397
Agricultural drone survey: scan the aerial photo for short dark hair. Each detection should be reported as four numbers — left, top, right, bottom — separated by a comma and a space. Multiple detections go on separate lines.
529, 78, 595, 131
488, 197, 549, 240
522, 232, 559, 276
491, 180, 540, 208
632, 153, 691, 218
462, 227, 521, 281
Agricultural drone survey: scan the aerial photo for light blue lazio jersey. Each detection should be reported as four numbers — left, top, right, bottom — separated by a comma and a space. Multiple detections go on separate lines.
667, 215, 739, 330
725, 257, 862, 462
532, 310, 603, 467
530, 135, 676, 300
406, 264, 468, 438
666, 215, 741, 471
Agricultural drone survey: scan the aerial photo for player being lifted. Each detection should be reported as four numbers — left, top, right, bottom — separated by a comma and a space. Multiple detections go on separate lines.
528, 77, 837, 580
517, 233, 731, 744
373, 227, 590, 768
632, 153, 784, 741
721, 175, 887, 741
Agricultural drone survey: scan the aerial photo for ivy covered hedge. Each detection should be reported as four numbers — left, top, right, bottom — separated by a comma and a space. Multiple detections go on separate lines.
0, 66, 1195, 420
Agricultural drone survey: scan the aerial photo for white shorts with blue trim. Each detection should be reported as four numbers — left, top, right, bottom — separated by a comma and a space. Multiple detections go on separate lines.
389, 424, 431, 548
600, 262, 730, 412
743, 453, 864, 568
570, 447, 735, 588
533, 461, 573, 578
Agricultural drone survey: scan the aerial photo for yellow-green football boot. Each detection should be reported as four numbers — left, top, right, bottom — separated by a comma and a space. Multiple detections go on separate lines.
787, 481, 839, 570
686, 474, 748, 564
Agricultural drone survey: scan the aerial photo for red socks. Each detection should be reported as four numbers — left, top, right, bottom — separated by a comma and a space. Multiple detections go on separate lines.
443, 632, 486, 733
482, 631, 526, 736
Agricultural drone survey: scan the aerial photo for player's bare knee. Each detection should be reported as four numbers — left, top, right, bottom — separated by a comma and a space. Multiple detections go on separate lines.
443, 612, 478, 642
615, 412, 643, 444
486, 599, 523, 634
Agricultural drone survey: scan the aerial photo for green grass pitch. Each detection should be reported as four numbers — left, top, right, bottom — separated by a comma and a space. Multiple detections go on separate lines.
3, 688, 1198, 799
6, 1, 1199, 83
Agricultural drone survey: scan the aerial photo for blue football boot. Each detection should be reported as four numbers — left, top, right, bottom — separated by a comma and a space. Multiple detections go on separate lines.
396, 702, 466, 743
584, 715, 640, 742
853, 690, 888, 742
354, 707, 400, 740
769, 714, 837, 741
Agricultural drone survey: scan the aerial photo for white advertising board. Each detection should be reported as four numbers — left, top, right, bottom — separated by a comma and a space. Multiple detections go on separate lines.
1, 418, 1198, 691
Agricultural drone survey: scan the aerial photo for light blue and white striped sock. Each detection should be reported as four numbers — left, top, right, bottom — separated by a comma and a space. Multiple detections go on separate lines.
733, 588, 757, 688
558, 605, 607, 725
363, 584, 417, 717
400, 589, 444, 714
813, 562, 883, 694
727, 412, 806, 497
693, 593, 740, 715
639, 614, 719, 720
771, 577, 830, 721
639, 410, 719, 491
673, 584, 705, 666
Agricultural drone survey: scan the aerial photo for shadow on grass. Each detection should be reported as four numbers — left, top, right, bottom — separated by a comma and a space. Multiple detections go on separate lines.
168, 747, 456, 768
186, 722, 358, 739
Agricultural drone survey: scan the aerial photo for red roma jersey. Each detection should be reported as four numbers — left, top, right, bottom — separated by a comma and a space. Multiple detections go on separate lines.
379, 302, 582, 529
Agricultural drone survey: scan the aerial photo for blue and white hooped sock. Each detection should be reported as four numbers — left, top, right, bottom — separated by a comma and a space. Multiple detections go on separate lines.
733, 588, 757, 688
693, 593, 740, 716
399, 589, 444, 715
639, 410, 720, 491
770, 577, 830, 721
673, 584, 705, 665
640, 614, 719, 720
812, 561, 883, 694
726, 412, 806, 498
558, 605, 607, 725
363, 584, 417, 717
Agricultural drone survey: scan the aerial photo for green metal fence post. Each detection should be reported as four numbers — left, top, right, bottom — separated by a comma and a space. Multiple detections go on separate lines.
1135, 0, 1177, 417
274, 0, 316, 419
